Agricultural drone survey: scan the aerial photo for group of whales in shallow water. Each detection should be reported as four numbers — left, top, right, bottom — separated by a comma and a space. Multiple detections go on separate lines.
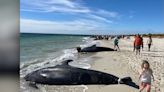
24, 45, 139, 89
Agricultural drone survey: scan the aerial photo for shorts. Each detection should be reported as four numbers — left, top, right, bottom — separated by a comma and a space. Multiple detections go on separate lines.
135, 46, 140, 50
140, 81, 151, 85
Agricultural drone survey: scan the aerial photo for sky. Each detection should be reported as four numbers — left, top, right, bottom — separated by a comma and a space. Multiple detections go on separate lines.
20, 0, 164, 35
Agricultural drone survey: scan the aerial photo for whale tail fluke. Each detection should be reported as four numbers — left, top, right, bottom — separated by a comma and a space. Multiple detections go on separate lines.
118, 77, 139, 89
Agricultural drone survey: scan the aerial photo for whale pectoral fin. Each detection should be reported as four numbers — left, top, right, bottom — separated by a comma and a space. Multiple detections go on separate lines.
28, 82, 39, 89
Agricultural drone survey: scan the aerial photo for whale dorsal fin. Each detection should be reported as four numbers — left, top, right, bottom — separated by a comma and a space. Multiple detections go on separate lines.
60, 60, 73, 65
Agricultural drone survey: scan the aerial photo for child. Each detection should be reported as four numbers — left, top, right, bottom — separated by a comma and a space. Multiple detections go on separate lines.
139, 60, 155, 92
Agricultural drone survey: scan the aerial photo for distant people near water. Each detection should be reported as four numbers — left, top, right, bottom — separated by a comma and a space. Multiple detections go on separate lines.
147, 34, 152, 51
139, 60, 154, 92
127, 36, 130, 39
114, 37, 120, 51
134, 34, 142, 55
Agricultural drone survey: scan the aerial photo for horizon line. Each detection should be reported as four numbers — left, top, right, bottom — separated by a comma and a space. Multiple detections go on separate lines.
20, 32, 164, 36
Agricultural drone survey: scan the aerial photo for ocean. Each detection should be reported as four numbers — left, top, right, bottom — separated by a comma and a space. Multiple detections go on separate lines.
20, 33, 97, 92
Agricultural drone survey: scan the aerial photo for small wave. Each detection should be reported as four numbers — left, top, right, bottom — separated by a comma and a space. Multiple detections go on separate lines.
80, 36, 101, 48
20, 36, 96, 78
80, 40, 100, 48
82, 37, 90, 41
69, 62, 91, 69
20, 48, 78, 78
20, 59, 43, 69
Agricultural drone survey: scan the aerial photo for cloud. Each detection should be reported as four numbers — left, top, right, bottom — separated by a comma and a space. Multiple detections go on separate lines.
20, 0, 119, 21
47, 0, 77, 8
20, 0, 120, 34
95, 9, 119, 18
21, 18, 157, 35
20, 18, 110, 34
21, 0, 91, 13
86, 14, 113, 23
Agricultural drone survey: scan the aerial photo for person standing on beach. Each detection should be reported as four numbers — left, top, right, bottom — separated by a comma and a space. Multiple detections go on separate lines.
141, 35, 144, 51
147, 34, 152, 51
114, 37, 120, 51
134, 34, 142, 55
139, 60, 155, 92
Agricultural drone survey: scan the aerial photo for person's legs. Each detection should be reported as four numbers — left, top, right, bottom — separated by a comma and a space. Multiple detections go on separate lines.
139, 82, 146, 92
133, 46, 135, 52
133, 45, 136, 52
148, 44, 151, 51
136, 46, 140, 55
138, 46, 141, 55
116, 45, 120, 51
136, 49, 138, 55
142, 44, 144, 51
146, 83, 151, 92
114, 44, 116, 50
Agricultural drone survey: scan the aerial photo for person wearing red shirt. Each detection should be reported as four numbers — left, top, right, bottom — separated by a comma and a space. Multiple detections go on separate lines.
134, 34, 142, 55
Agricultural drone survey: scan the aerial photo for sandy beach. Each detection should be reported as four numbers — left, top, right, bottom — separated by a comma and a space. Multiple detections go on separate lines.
87, 37, 164, 92
20, 36, 164, 92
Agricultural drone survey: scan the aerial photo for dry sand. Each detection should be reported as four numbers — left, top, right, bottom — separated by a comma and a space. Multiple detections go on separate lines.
86, 37, 164, 92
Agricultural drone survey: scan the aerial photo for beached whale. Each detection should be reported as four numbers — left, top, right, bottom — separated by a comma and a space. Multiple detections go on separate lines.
25, 60, 139, 89
77, 45, 115, 52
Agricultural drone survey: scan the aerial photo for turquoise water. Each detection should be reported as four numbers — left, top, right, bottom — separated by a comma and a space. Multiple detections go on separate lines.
20, 33, 95, 92
20, 33, 93, 78
20, 33, 88, 63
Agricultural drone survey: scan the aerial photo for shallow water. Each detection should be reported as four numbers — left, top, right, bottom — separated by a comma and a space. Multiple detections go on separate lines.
20, 33, 98, 92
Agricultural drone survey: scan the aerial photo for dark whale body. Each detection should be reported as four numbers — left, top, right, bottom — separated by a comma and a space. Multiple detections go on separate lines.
77, 45, 115, 52
81, 47, 115, 52
25, 60, 139, 89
